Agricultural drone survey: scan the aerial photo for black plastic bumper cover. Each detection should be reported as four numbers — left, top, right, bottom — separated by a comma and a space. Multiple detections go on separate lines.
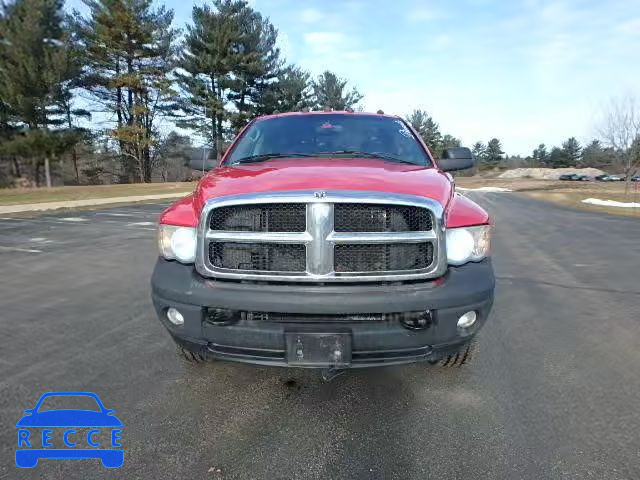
150, 258, 495, 367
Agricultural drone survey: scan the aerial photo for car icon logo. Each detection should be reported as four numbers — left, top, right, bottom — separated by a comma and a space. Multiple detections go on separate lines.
15, 391, 123, 468
314, 191, 327, 199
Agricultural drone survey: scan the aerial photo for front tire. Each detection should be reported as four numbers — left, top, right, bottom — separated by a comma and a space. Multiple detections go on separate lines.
430, 341, 475, 367
177, 345, 208, 364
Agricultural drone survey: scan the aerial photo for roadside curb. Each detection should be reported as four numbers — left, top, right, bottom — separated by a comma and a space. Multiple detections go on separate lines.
0, 192, 190, 215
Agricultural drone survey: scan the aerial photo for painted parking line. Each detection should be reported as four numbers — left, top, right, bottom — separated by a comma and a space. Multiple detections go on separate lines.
95, 212, 139, 217
0, 245, 43, 254
29, 237, 54, 244
127, 222, 155, 227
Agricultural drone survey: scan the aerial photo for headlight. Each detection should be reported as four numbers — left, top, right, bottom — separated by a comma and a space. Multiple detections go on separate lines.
158, 225, 197, 263
446, 225, 491, 265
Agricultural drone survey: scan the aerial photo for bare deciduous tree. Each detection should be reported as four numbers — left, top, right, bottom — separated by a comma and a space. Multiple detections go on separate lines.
597, 95, 640, 193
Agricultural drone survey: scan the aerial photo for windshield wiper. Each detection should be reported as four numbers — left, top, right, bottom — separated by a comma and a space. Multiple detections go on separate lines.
322, 150, 415, 165
230, 153, 316, 165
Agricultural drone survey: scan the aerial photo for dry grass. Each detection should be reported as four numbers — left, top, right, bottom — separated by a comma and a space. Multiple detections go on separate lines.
521, 191, 640, 217
455, 177, 640, 217
0, 182, 195, 206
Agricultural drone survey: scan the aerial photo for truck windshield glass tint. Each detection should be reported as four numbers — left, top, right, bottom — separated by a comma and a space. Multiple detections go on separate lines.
226, 114, 431, 166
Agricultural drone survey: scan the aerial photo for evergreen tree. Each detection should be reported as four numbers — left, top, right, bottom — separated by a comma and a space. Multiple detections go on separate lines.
0, 0, 83, 186
75, 0, 179, 182
532, 143, 548, 166
312, 70, 363, 111
226, 2, 282, 131
483, 138, 504, 168
176, 1, 281, 156
256, 65, 314, 115
440, 134, 461, 150
471, 141, 486, 163
561, 137, 582, 166
406, 109, 441, 153
548, 146, 570, 168
582, 140, 613, 168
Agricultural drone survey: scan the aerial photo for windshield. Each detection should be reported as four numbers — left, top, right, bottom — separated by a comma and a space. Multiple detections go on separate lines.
226, 114, 432, 166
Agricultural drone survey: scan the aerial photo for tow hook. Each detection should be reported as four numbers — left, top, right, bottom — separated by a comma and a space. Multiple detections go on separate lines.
320, 367, 346, 382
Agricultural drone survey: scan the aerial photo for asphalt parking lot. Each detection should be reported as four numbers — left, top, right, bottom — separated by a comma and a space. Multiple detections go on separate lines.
1, 194, 639, 479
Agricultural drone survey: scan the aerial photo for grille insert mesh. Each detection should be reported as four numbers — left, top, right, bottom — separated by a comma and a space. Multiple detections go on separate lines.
334, 204, 432, 232
209, 204, 306, 232
334, 243, 433, 272
209, 242, 306, 272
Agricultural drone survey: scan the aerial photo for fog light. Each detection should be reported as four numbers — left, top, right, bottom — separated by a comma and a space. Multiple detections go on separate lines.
400, 310, 433, 330
166, 307, 184, 326
205, 307, 238, 325
457, 311, 477, 328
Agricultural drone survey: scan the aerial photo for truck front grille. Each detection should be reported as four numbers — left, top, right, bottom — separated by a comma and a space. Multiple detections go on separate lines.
197, 192, 445, 282
209, 204, 306, 232
209, 242, 306, 272
334, 243, 433, 272
334, 204, 432, 232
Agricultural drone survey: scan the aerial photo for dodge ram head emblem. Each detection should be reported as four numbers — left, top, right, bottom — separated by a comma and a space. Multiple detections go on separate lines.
314, 191, 327, 199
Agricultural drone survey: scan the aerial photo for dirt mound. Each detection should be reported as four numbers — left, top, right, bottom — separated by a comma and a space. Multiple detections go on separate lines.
498, 167, 606, 180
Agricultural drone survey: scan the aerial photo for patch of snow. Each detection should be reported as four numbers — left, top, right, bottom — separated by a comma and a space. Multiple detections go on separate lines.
582, 198, 640, 208
60, 217, 88, 222
457, 187, 513, 192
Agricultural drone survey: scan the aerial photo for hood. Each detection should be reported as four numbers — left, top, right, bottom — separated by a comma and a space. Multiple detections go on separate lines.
193, 158, 453, 210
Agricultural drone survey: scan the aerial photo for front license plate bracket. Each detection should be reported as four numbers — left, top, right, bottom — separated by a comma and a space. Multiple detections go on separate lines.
285, 332, 352, 367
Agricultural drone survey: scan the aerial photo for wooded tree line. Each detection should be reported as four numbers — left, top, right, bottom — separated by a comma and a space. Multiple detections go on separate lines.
1, 0, 638, 188
407, 100, 640, 179
0, 0, 364, 187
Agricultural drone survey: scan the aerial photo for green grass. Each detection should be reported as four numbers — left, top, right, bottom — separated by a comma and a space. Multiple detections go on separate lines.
0, 182, 195, 206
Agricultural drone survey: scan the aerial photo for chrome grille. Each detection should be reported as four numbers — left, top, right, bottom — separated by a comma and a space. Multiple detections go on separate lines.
334, 204, 432, 232
196, 191, 446, 282
334, 243, 433, 272
209, 204, 306, 232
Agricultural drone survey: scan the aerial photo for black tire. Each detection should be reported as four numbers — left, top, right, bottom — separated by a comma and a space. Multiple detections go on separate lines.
430, 341, 476, 368
177, 345, 208, 364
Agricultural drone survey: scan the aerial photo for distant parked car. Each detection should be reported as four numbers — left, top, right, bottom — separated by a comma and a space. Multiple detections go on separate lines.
595, 174, 623, 182
631, 175, 640, 182
559, 174, 578, 181
574, 175, 591, 181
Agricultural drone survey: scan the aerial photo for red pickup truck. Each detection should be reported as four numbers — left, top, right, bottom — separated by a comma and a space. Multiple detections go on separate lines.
151, 111, 494, 373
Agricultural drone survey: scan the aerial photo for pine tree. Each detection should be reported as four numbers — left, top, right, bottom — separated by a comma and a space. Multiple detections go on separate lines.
312, 71, 363, 111
582, 139, 615, 168
548, 146, 570, 168
0, 0, 83, 187
561, 137, 582, 166
483, 138, 504, 168
176, 0, 251, 160
471, 142, 486, 163
225, 2, 282, 131
440, 134, 461, 150
406, 109, 441, 153
256, 66, 314, 115
75, 0, 179, 182
532, 143, 548, 166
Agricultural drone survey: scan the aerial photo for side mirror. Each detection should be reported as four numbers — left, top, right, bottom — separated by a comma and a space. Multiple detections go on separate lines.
189, 148, 217, 171
438, 147, 474, 172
